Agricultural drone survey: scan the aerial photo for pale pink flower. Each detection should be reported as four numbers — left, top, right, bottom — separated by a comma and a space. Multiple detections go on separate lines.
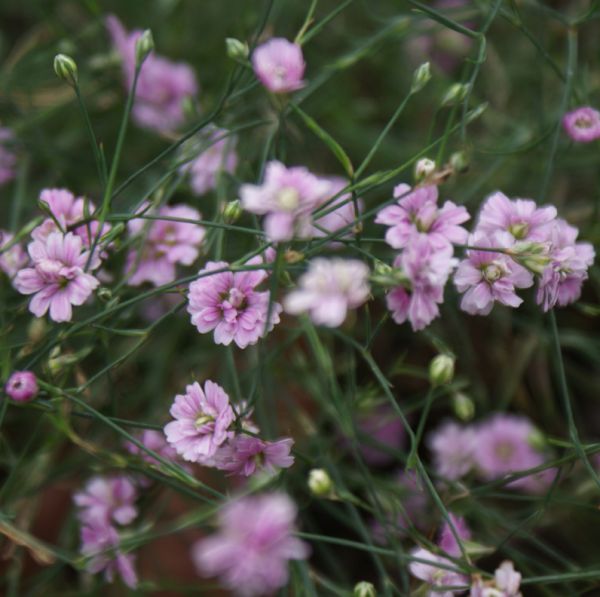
106, 14, 198, 133
536, 218, 595, 311
187, 258, 281, 348
428, 420, 477, 481
284, 258, 370, 327
14, 232, 100, 322
0, 127, 17, 187
240, 161, 329, 242
164, 380, 235, 463
438, 514, 471, 557
215, 435, 294, 477
387, 237, 456, 331
73, 475, 138, 527
0, 230, 28, 280
409, 547, 468, 597
454, 233, 533, 316
470, 561, 522, 597
475, 191, 557, 244
192, 492, 309, 596
375, 183, 469, 250
562, 106, 600, 143
252, 38, 306, 93
4, 371, 38, 402
126, 203, 205, 287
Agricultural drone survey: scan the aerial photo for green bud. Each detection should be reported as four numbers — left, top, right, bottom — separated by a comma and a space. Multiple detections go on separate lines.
508, 241, 551, 275
429, 354, 455, 386
414, 158, 436, 182
452, 392, 475, 421
135, 29, 154, 67
411, 62, 432, 93
442, 83, 470, 106
308, 468, 334, 498
225, 37, 249, 61
370, 261, 409, 288
449, 150, 469, 174
97, 287, 113, 303
223, 199, 242, 223
354, 581, 377, 597
53, 53, 78, 87
528, 427, 546, 452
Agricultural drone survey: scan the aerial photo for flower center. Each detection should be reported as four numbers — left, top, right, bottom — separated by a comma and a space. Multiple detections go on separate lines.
575, 116, 593, 129
494, 441, 515, 462
195, 414, 213, 428
482, 262, 504, 283
508, 221, 529, 240
276, 187, 300, 211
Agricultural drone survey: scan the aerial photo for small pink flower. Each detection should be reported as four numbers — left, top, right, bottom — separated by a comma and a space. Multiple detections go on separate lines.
192, 492, 309, 596
375, 183, 470, 250
437, 514, 471, 557
0, 127, 17, 187
409, 547, 468, 596
106, 14, 198, 134
454, 233, 533, 316
14, 232, 100, 322
284, 258, 370, 327
427, 420, 477, 481
562, 106, 600, 143
73, 475, 138, 527
188, 259, 281, 348
5, 371, 38, 402
252, 38, 306, 93
240, 161, 329, 242
126, 203, 205, 287
164, 380, 235, 463
470, 561, 522, 597
0, 230, 28, 280
215, 435, 294, 477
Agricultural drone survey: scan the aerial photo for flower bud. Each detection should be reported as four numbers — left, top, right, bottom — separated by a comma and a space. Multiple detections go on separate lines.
354, 581, 377, 597
225, 37, 249, 61
414, 158, 436, 182
442, 83, 470, 106
4, 371, 38, 402
429, 354, 455, 386
135, 29, 154, 67
308, 468, 333, 497
97, 287, 113, 303
528, 427, 546, 452
370, 261, 409, 288
284, 249, 304, 264
411, 62, 432, 93
508, 242, 551, 275
223, 199, 242, 223
27, 318, 47, 344
452, 392, 475, 421
449, 150, 469, 174
53, 53, 78, 87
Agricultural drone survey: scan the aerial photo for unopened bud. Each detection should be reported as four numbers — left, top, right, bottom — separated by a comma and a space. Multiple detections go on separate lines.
27, 318, 47, 345
370, 260, 409, 288
528, 427, 546, 451
449, 150, 469, 174
442, 83, 470, 106
508, 242, 551, 275
429, 354, 455, 386
284, 249, 304, 264
135, 30, 154, 67
308, 468, 334, 497
354, 581, 377, 597
411, 62, 432, 93
452, 392, 475, 421
414, 158, 436, 182
97, 287, 113, 303
225, 37, 249, 61
53, 53, 78, 87
223, 199, 242, 223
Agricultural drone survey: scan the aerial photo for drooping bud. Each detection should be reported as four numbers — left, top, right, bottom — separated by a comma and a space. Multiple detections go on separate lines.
308, 468, 334, 498
429, 354, 455, 386
135, 29, 154, 67
223, 199, 242, 223
354, 581, 377, 597
53, 53, 79, 87
225, 37, 249, 61
411, 62, 432, 93
442, 83, 470, 106
414, 158, 436, 183
452, 392, 475, 421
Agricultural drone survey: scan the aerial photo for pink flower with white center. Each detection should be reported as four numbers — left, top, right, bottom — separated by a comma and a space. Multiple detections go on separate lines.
182, 128, 238, 196
240, 161, 329, 242
438, 514, 471, 557
0, 230, 28, 280
5, 371, 38, 402
470, 561, 522, 597
187, 258, 281, 348
215, 435, 294, 477
427, 420, 477, 481
14, 232, 100, 322
164, 380, 235, 463
474, 414, 554, 493
454, 233, 533, 316
284, 258, 371, 327
192, 492, 310, 596
252, 38, 306, 93
375, 183, 470, 250
312, 176, 363, 246
73, 475, 138, 527
475, 191, 557, 244
0, 127, 17, 187
536, 218, 595, 311
562, 106, 600, 143
80, 521, 138, 589
386, 237, 457, 331
106, 15, 198, 134
126, 203, 205, 287
409, 547, 468, 597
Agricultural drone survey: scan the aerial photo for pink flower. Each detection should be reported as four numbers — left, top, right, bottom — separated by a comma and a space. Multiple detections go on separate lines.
14, 232, 100, 322
188, 259, 281, 348
80, 521, 138, 589
427, 420, 477, 481
375, 183, 470, 250
215, 435, 294, 477
471, 561, 522, 597
387, 237, 456, 331
126, 203, 205, 287
536, 219, 595, 311
192, 492, 309, 596
240, 161, 329, 242
475, 191, 557, 244
164, 380, 235, 463
252, 38, 306, 93
437, 514, 471, 557
353, 404, 406, 466
409, 547, 468, 597
284, 258, 371, 327
454, 233, 533, 316
562, 106, 600, 143
73, 475, 138, 527
0, 127, 16, 187
4, 371, 38, 402
106, 14, 198, 133
0, 230, 28, 280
